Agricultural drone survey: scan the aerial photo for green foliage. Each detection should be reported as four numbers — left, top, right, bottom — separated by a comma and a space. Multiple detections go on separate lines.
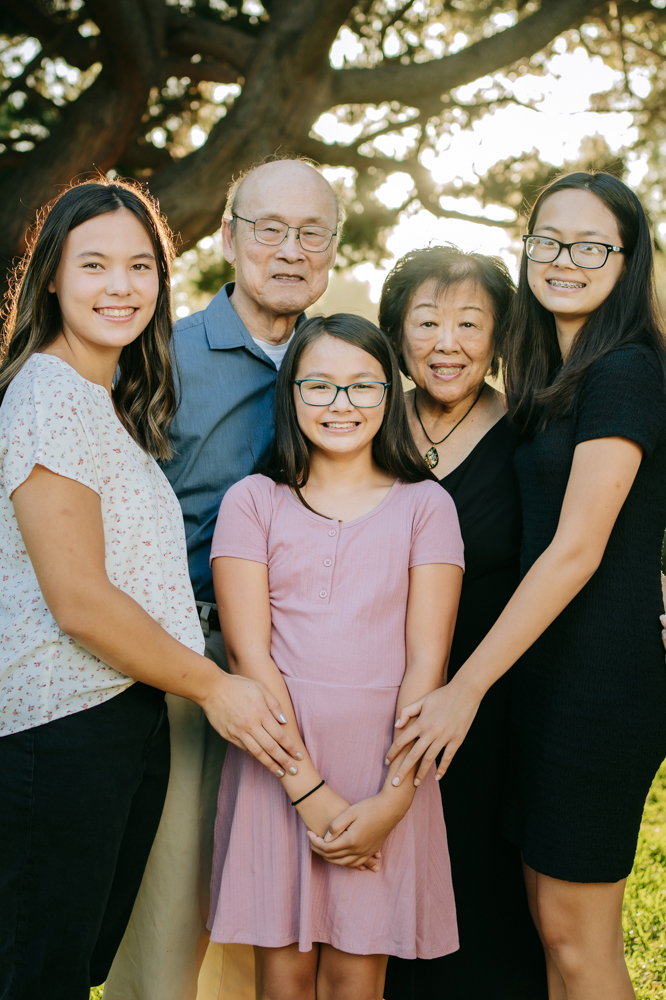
625, 758, 666, 998
4, 1, 666, 260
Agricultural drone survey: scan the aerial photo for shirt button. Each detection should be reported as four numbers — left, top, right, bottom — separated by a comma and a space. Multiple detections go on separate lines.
319, 590, 328, 599
323, 558, 332, 567
328, 529, 336, 536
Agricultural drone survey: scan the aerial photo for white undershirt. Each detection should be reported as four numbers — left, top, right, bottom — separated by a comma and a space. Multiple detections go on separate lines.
252, 334, 293, 370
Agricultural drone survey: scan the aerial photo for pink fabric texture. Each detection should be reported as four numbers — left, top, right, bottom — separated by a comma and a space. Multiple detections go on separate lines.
208, 474, 464, 958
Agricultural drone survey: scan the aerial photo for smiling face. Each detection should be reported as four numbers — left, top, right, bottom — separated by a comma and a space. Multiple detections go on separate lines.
293, 333, 387, 458
223, 161, 338, 319
400, 277, 495, 407
527, 188, 625, 332
48, 208, 159, 354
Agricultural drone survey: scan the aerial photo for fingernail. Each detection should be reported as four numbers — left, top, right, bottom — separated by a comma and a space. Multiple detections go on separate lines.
324, 832, 332, 842
435, 773, 442, 781
661, 615, 666, 625
384, 758, 390, 766
392, 776, 400, 786
276, 769, 285, 777
414, 778, 420, 786
295, 752, 303, 761
279, 714, 288, 724
288, 766, 298, 775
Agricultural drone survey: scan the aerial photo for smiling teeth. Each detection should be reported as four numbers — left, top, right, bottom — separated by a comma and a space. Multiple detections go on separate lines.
96, 307, 137, 316
548, 280, 585, 289
325, 422, 356, 428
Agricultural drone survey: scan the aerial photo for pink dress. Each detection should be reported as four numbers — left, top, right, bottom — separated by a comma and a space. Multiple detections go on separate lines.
208, 474, 464, 959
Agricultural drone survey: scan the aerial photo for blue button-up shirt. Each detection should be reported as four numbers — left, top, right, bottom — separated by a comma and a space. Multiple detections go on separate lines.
162, 283, 297, 602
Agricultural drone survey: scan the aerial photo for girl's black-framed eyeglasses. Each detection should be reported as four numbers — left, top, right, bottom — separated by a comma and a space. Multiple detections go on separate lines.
523, 234, 625, 269
294, 380, 390, 408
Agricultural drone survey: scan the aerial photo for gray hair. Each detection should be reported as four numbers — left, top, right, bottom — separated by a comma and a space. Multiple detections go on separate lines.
223, 153, 345, 235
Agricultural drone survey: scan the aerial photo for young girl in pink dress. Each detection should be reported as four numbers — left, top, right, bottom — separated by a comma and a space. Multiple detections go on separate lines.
208, 314, 464, 999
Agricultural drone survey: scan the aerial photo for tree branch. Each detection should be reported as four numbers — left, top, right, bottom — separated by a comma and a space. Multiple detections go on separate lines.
0, 0, 164, 253
165, 12, 256, 73
332, 0, 605, 111
407, 200, 518, 229
164, 58, 241, 85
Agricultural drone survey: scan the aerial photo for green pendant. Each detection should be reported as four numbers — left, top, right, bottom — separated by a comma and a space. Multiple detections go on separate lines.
425, 446, 439, 470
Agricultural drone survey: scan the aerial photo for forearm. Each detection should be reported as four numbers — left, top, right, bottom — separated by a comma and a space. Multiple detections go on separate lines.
56, 578, 223, 706
453, 540, 598, 700
225, 646, 348, 822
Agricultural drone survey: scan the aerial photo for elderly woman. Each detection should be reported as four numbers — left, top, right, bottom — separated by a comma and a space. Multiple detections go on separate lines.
379, 246, 547, 1000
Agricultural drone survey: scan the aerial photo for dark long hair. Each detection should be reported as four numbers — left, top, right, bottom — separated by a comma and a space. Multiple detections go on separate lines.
265, 313, 434, 503
378, 244, 515, 379
0, 178, 178, 460
505, 171, 666, 436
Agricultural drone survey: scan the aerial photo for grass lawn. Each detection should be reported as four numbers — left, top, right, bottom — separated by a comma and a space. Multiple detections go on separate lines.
624, 757, 666, 998
89, 759, 666, 1000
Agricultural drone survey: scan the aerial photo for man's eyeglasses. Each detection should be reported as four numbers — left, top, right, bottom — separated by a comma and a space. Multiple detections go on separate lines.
232, 214, 337, 253
294, 380, 390, 408
523, 235, 625, 269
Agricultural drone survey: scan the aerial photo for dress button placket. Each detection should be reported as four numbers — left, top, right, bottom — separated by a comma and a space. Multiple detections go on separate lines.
316, 523, 339, 604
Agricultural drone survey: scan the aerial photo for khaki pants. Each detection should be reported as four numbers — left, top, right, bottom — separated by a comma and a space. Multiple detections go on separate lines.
104, 630, 255, 1000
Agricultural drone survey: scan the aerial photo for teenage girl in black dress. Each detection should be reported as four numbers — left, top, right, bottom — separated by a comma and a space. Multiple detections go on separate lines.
386, 173, 666, 1000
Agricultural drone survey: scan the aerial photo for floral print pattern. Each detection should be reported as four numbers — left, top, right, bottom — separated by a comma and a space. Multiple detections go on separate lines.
0, 353, 204, 735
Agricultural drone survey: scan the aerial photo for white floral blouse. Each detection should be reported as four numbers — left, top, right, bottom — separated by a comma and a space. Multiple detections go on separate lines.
0, 353, 204, 736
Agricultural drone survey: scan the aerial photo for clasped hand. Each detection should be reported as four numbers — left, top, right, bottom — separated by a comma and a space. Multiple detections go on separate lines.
309, 676, 482, 872
307, 791, 402, 873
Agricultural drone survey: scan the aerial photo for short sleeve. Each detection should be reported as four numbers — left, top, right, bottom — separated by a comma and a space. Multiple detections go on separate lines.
210, 475, 271, 564
409, 482, 465, 571
574, 346, 666, 457
1, 369, 101, 498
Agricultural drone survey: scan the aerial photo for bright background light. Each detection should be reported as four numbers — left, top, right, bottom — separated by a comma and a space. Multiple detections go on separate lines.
312, 39, 640, 321
173, 40, 645, 322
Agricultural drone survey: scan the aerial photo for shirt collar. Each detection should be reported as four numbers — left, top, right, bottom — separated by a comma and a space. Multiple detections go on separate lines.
203, 282, 307, 365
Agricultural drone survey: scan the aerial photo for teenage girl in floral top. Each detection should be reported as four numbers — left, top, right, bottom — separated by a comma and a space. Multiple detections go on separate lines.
0, 180, 299, 1000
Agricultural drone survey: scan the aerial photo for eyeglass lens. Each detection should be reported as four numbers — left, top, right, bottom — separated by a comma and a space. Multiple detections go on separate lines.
254, 219, 333, 251
526, 236, 608, 268
299, 381, 386, 407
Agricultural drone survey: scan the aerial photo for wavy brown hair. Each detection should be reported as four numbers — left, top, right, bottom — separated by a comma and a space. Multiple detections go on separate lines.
0, 178, 178, 460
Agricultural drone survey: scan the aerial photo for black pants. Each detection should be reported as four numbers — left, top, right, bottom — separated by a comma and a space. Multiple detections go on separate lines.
0, 682, 170, 1000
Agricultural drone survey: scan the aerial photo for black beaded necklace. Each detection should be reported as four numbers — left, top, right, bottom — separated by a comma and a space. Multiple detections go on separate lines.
414, 384, 485, 470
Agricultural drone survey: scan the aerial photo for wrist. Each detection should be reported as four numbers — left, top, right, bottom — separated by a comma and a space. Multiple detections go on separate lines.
449, 663, 486, 702
378, 785, 410, 820
190, 657, 230, 708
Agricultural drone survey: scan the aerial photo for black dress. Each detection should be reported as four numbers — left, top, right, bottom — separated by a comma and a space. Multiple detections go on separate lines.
384, 417, 547, 1000
505, 345, 666, 882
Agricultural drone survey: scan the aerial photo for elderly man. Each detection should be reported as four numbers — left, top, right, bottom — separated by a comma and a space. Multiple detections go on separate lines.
166, 157, 340, 645
104, 158, 340, 1000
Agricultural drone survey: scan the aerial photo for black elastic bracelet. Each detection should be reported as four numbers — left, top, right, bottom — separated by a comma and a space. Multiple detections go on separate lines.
291, 779, 325, 806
